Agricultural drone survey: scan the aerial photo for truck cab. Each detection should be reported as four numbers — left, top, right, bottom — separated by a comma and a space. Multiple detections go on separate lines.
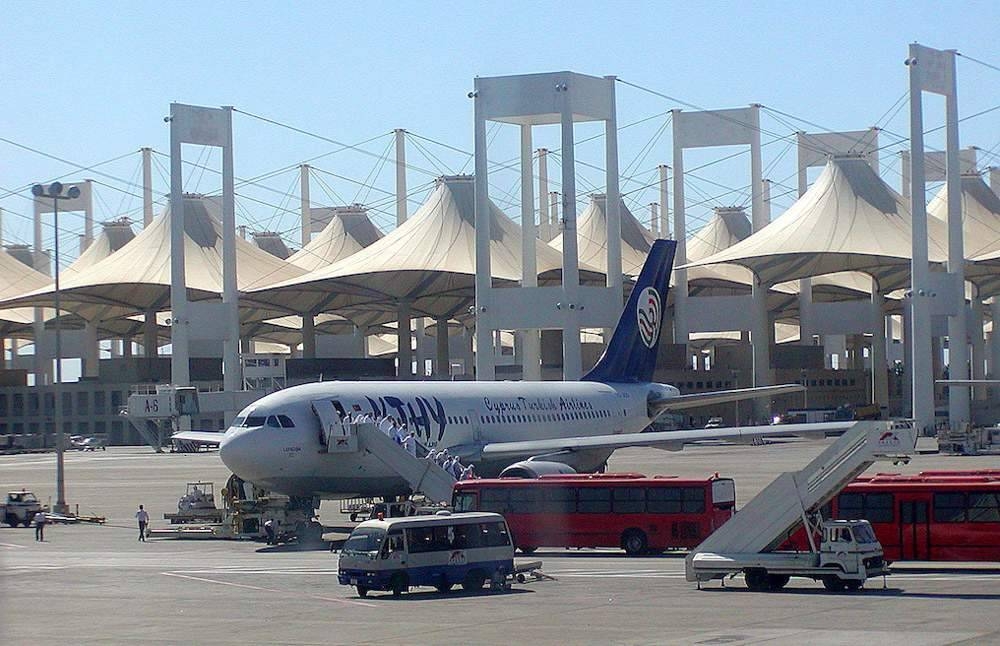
2, 490, 43, 527
817, 519, 887, 587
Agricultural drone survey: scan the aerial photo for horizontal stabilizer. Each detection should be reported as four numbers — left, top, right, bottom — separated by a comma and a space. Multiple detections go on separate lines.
170, 430, 225, 446
652, 384, 805, 414
481, 421, 856, 460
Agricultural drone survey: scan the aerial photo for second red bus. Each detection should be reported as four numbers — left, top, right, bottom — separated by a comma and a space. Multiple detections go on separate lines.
452, 473, 735, 555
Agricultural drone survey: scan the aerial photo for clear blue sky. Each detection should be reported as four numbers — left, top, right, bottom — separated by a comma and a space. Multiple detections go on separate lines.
2, 2, 998, 261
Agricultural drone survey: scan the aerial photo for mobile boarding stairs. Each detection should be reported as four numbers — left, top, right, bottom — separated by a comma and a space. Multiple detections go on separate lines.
685, 420, 917, 585
312, 405, 456, 504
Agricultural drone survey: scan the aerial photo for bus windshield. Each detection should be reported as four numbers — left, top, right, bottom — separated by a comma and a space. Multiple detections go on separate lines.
343, 527, 386, 556
453, 492, 477, 512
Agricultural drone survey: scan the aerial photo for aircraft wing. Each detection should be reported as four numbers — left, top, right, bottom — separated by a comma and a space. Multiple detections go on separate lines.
170, 430, 225, 447
481, 420, 856, 460
652, 384, 805, 413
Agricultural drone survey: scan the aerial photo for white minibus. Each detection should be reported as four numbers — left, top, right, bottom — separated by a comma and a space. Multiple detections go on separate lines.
338, 512, 515, 597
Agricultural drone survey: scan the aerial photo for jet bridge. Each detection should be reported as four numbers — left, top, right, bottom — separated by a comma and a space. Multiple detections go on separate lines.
311, 408, 457, 504
686, 419, 917, 582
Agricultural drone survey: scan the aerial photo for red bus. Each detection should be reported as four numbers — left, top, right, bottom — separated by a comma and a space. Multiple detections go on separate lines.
452, 473, 735, 556
784, 470, 1000, 561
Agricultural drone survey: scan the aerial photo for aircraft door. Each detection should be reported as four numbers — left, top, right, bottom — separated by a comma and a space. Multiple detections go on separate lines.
899, 500, 930, 560
468, 410, 482, 443
311, 399, 356, 452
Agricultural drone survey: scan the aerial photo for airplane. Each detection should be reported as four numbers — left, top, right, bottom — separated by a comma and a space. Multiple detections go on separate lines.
182, 239, 850, 500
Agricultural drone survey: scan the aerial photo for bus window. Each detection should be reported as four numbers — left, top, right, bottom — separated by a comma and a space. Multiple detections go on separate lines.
612, 488, 645, 514
539, 487, 575, 513
865, 493, 894, 522
934, 492, 967, 522
647, 488, 682, 514
452, 523, 480, 549
681, 487, 706, 514
453, 491, 478, 512
406, 526, 435, 553
968, 492, 1000, 522
510, 488, 541, 514
838, 492, 863, 518
480, 488, 509, 513
577, 487, 611, 513
480, 521, 512, 547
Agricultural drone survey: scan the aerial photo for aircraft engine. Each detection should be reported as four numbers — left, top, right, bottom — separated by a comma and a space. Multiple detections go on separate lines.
498, 460, 578, 479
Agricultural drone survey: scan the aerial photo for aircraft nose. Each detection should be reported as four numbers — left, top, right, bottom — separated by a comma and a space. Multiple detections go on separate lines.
219, 427, 262, 481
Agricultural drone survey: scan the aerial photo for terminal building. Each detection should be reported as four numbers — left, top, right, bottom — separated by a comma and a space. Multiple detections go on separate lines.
2, 52, 999, 449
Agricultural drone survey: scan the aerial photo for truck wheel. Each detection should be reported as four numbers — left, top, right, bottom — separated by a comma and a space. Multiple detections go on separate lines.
5, 515, 18, 528
744, 568, 769, 591
766, 574, 790, 590
462, 570, 486, 591
822, 575, 846, 592
356, 585, 369, 598
390, 573, 407, 597
434, 577, 453, 593
843, 580, 863, 591
517, 545, 537, 554
622, 529, 648, 556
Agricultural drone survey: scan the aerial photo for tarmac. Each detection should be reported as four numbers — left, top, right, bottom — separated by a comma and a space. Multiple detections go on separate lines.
2, 439, 1000, 645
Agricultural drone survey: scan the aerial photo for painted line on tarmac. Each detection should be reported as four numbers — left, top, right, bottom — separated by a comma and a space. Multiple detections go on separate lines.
0, 541, 27, 549
161, 571, 376, 607
170, 568, 340, 575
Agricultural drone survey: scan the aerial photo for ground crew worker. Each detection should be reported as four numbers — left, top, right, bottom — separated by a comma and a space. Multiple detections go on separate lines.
136, 505, 149, 541
264, 518, 276, 545
34, 510, 47, 541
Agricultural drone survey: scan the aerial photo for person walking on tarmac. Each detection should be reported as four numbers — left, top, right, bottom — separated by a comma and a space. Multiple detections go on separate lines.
136, 505, 149, 541
264, 518, 276, 545
34, 510, 47, 541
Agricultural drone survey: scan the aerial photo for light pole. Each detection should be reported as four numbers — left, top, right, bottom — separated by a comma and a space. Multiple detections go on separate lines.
31, 181, 79, 514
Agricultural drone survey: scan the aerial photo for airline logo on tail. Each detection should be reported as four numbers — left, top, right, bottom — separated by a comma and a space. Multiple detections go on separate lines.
637, 287, 661, 349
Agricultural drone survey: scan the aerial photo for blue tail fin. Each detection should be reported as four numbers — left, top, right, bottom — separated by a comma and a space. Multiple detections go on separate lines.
582, 239, 676, 384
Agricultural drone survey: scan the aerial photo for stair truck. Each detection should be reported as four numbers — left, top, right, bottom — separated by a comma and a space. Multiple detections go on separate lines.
1, 490, 44, 527
685, 420, 917, 592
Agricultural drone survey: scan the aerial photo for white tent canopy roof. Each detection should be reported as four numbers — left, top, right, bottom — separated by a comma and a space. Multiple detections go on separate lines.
0, 195, 306, 321
549, 193, 654, 275
288, 205, 383, 271
248, 175, 601, 323
683, 156, 950, 291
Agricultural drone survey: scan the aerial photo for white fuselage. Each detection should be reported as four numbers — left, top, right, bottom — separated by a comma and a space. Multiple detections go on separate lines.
219, 380, 676, 498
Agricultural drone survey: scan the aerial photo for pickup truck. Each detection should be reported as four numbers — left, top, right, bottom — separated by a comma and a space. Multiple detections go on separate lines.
1, 490, 44, 527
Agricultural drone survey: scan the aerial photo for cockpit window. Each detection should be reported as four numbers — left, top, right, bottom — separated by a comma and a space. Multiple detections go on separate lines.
266, 416, 281, 428
244, 416, 267, 427
233, 415, 247, 427
277, 415, 295, 428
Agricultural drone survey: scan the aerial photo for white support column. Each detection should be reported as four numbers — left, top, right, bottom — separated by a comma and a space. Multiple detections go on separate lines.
658, 164, 670, 239
604, 76, 624, 301
435, 317, 450, 379
168, 105, 190, 387
906, 45, 936, 435
83, 179, 94, 251
301, 314, 316, 359
83, 321, 99, 378
992, 300, 1000, 402
971, 294, 986, 401
397, 300, 413, 380
560, 90, 582, 380
520, 125, 541, 381
472, 82, 495, 381
649, 203, 659, 236
900, 150, 912, 210
395, 129, 407, 227
871, 280, 889, 409
300, 164, 311, 246
749, 105, 765, 232
671, 111, 689, 351
142, 148, 154, 227
990, 167, 1000, 193
751, 275, 771, 422
537, 148, 549, 242
143, 310, 157, 357
549, 192, 559, 236
944, 66, 969, 426
221, 106, 240, 393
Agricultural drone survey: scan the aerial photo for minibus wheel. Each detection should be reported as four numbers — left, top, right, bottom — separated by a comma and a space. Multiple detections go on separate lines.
356, 585, 368, 598
462, 570, 486, 591
390, 573, 408, 597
